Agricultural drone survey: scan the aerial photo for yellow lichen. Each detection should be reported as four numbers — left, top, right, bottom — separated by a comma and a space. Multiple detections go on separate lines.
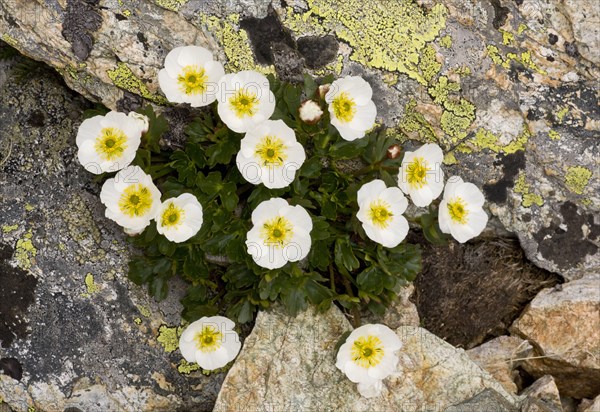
487, 44, 547, 75
439, 35, 453, 48
517, 24, 528, 35
284, 0, 448, 85
157, 325, 183, 353
177, 359, 201, 374
1, 33, 18, 48
152, 0, 188, 12
2, 224, 18, 233
137, 305, 151, 317
548, 130, 560, 140
398, 99, 437, 143
514, 173, 544, 207
463, 125, 531, 154
500, 30, 515, 46
85, 273, 100, 294
200, 14, 275, 74
107, 63, 167, 104
565, 166, 592, 195
24, 203, 35, 211
443, 152, 458, 165
134, 317, 142, 325
15, 229, 37, 270
556, 106, 569, 124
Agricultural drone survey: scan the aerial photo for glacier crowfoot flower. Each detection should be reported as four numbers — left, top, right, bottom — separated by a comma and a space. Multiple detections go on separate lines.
357, 180, 409, 248
179, 316, 242, 370
156, 193, 204, 243
158, 46, 225, 107
245, 198, 312, 269
397, 143, 444, 207
99, 166, 161, 232
438, 176, 488, 243
76, 111, 143, 174
236, 120, 306, 189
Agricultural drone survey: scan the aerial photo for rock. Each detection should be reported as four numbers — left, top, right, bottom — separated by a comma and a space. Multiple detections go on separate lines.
510, 276, 600, 398
467, 336, 533, 394
362, 284, 420, 329
1, 0, 599, 279
0, 52, 222, 411
214, 305, 517, 411
444, 389, 518, 412
520, 375, 563, 412
578, 395, 600, 412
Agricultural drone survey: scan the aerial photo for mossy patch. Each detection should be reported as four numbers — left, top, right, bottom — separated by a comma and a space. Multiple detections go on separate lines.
107, 63, 167, 104
565, 166, 592, 195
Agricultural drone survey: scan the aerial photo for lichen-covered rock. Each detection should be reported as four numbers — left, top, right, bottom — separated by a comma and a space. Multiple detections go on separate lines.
510, 276, 600, 398
214, 305, 517, 411
0, 53, 223, 411
520, 375, 563, 412
467, 336, 533, 394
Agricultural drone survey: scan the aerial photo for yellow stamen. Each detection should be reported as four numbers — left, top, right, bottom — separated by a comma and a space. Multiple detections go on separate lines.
332, 92, 356, 123
194, 325, 223, 353
118, 184, 153, 217
160, 202, 185, 228
255, 136, 288, 167
95, 127, 128, 161
177, 65, 208, 95
351, 335, 384, 368
261, 216, 293, 248
229, 89, 259, 118
447, 197, 469, 224
406, 157, 429, 189
368, 200, 394, 228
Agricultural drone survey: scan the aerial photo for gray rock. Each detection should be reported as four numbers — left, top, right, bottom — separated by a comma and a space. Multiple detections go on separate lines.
214, 305, 517, 411
520, 375, 563, 412
444, 389, 518, 412
0, 53, 222, 411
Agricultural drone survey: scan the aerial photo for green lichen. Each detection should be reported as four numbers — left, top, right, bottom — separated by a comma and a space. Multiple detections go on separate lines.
157, 325, 182, 353
565, 166, 592, 195
2, 224, 18, 233
556, 106, 569, 124
398, 99, 437, 143
15, 229, 37, 270
152, 0, 188, 12
514, 173, 544, 207
439, 35, 452, 48
285, 0, 448, 85
201, 14, 275, 74
107, 63, 167, 104
177, 359, 201, 374
465, 125, 531, 154
548, 130, 561, 140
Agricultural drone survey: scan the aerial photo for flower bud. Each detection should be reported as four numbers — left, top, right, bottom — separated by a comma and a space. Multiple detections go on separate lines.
128, 112, 150, 134
387, 144, 402, 159
299, 100, 323, 125
318, 84, 331, 99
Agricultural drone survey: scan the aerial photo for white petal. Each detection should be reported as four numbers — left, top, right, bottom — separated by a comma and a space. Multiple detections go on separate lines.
357, 180, 386, 206
285, 142, 306, 171
195, 346, 232, 370
76, 115, 104, 146
261, 165, 292, 189
158, 69, 185, 104
100, 178, 121, 207
176, 46, 214, 67
379, 216, 409, 248
343, 361, 379, 384
251, 198, 289, 225
346, 100, 377, 131
282, 204, 313, 232
333, 123, 367, 141
408, 186, 435, 208
417, 143, 444, 165
217, 103, 245, 133
379, 187, 408, 215
269, 119, 297, 143
427, 167, 445, 201
164, 46, 184, 77
443, 175, 464, 198
357, 380, 383, 398
438, 200, 451, 234
237, 153, 263, 185
286, 229, 312, 262
455, 182, 486, 208
367, 352, 398, 380
376, 325, 402, 350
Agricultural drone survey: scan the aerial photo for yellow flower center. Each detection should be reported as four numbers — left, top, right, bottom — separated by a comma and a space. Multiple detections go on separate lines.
262, 216, 293, 247
406, 157, 429, 189
332, 92, 356, 123
351, 335, 385, 368
229, 89, 259, 118
447, 197, 469, 224
194, 325, 223, 353
95, 127, 128, 161
255, 135, 288, 167
177, 65, 208, 95
118, 184, 154, 217
368, 200, 394, 228
160, 202, 185, 228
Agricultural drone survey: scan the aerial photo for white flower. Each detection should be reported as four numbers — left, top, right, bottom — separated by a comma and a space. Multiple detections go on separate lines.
99, 166, 161, 232
158, 46, 225, 107
397, 143, 444, 207
246, 198, 312, 269
128, 112, 149, 134
156, 193, 203, 243
336, 324, 402, 398
236, 120, 306, 189
299, 100, 323, 124
357, 180, 409, 248
217, 70, 275, 133
325, 76, 377, 141
179, 316, 242, 371
76, 111, 143, 174
438, 176, 488, 243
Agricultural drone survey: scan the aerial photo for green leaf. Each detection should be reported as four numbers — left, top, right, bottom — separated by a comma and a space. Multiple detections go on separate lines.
303, 74, 319, 99
420, 212, 448, 246
128, 257, 154, 285
282, 287, 307, 316
183, 252, 209, 281
197, 171, 223, 194
149, 276, 169, 301
311, 217, 331, 241
357, 266, 386, 294
205, 135, 238, 167
309, 240, 330, 270
299, 156, 322, 178
283, 84, 302, 117
329, 138, 369, 159
334, 237, 360, 272
220, 182, 239, 212
136, 105, 169, 153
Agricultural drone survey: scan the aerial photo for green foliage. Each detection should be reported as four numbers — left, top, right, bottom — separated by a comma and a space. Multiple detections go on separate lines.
125, 74, 437, 325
